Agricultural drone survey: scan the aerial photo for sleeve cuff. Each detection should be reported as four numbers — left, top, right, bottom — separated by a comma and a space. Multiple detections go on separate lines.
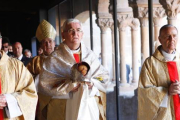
4, 94, 22, 118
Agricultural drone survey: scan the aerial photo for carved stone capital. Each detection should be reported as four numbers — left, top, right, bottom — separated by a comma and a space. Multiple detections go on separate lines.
98, 18, 114, 28
98, 18, 113, 33
118, 17, 140, 31
138, 7, 148, 18
159, 0, 180, 19
153, 7, 166, 18
138, 7, 166, 18
117, 14, 132, 31
117, 13, 133, 22
130, 18, 140, 31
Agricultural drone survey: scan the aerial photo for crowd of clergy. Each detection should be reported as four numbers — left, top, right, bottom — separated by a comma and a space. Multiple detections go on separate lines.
0, 18, 110, 120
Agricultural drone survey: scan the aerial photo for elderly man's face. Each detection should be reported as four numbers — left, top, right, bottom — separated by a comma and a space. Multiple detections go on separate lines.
62, 22, 83, 50
13, 42, 23, 58
159, 27, 178, 53
41, 38, 55, 56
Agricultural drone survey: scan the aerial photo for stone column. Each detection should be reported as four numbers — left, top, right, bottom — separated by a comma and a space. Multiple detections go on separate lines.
100, 26, 108, 69
139, 17, 149, 63
138, 7, 149, 63
160, 0, 180, 27
98, 18, 112, 69
117, 15, 133, 86
110, 26, 115, 81
119, 26, 127, 86
130, 18, 140, 85
153, 7, 166, 49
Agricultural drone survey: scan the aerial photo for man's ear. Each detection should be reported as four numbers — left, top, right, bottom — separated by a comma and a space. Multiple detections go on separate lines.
61, 32, 65, 39
158, 36, 162, 44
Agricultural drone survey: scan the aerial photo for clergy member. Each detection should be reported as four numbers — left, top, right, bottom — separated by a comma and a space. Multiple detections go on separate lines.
138, 24, 180, 120
26, 19, 56, 78
26, 19, 56, 120
0, 32, 37, 119
38, 18, 110, 120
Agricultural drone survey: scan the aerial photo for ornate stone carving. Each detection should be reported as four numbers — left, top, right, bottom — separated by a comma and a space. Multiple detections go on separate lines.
117, 13, 133, 22
98, 18, 114, 28
98, 18, 113, 33
159, 0, 180, 19
138, 7, 166, 18
138, 7, 148, 18
130, 18, 140, 31
153, 7, 166, 18
117, 13, 133, 31
118, 17, 140, 31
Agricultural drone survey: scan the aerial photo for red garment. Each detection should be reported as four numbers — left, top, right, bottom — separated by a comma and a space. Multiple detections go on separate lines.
0, 74, 3, 119
167, 62, 180, 120
73, 54, 80, 63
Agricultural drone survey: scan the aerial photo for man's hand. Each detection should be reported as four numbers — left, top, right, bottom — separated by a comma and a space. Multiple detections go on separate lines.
86, 82, 94, 89
71, 84, 81, 92
0, 95, 7, 109
169, 80, 180, 95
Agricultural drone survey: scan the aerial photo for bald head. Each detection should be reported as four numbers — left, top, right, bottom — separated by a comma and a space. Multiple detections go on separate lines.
13, 42, 23, 58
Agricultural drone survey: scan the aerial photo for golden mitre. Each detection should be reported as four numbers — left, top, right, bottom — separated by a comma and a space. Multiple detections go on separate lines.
36, 19, 56, 42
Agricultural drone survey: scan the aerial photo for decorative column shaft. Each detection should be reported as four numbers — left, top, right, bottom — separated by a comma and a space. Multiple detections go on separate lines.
153, 18, 163, 49
130, 19, 140, 85
140, 18, 149, 63
100, 26, 108, 69
111, 26, 115, 81
98, 18, 113, 69
119, 27, 127, 86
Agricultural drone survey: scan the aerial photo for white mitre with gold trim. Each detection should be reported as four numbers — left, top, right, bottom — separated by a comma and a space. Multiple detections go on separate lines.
36, 19, 56, 42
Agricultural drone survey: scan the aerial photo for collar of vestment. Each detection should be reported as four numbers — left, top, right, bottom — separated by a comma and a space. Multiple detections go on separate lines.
153, 45, 178, 62
63, 42, 83, 55
160, 47, 176, 61
71, 47, 81, 54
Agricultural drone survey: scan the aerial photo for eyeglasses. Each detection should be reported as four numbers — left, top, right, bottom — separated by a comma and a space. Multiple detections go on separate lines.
65, 28, 83, 34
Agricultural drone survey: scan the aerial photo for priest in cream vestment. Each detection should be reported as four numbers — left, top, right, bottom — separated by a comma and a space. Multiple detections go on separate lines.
38, 19, 109, 120
0, 34, 37, 119
138, 24, 180, 120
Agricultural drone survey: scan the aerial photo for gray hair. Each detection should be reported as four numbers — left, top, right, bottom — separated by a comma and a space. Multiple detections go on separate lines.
62, 19, 83, 32
24, 49, 31, 53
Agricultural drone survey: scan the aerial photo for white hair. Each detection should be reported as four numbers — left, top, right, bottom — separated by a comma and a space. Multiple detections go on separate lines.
62, 19, 83, 32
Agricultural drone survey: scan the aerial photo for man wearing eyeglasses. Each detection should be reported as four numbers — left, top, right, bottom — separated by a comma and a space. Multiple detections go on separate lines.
39, 18, 109, 120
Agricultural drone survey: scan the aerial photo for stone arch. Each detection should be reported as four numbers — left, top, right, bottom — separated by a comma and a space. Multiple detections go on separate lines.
75, 11, 95, 23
